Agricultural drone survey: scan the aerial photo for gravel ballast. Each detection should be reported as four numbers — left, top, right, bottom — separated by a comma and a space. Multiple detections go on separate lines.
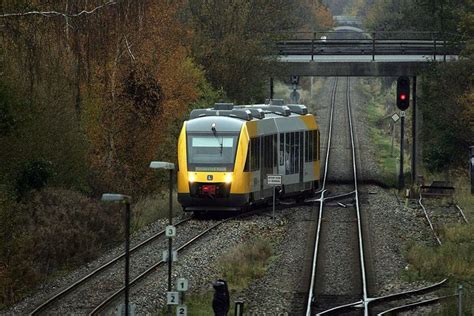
3, 77, 454, 315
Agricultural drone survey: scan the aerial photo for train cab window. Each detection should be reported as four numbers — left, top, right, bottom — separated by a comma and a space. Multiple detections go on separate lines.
187, 133, 239, 171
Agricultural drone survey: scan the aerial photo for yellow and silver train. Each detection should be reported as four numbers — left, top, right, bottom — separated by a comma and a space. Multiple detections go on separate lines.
177, 102, 320, 213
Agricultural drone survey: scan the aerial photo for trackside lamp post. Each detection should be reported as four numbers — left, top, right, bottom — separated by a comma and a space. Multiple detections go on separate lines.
149, 161, 175, 316
101, 193, 132, 316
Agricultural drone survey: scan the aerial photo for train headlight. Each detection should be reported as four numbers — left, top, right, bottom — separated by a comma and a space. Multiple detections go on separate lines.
225, 173, 232, 184
189, 173, 196, 183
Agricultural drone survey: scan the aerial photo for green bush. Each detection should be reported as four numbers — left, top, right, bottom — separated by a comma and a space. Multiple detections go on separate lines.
419, 61, 474, 172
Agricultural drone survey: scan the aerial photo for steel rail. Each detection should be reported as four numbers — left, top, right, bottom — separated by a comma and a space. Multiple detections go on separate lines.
323, 190, 355, 201
317, 278, 447, 314
418, 194, 443, 245
305, 77, 338, 316
30, 216, 192, 315
345, 77, 369, 316
316, 77, 369, 315
317, 300, 363, 315
89, 213, 245, 315
376, 294, 456, 315
455, 204, 469, 224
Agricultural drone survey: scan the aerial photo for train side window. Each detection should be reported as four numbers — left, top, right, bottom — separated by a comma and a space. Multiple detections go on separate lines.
285, 133, 289, 174
273, 134, 277, 167
250, 138, 255, 171
263, 136, 266, 168
295, 132, 300, 173
317, 130, 320, 160
280, 133, 284, 166
310, 130, 314, 161
268, 135, 272, 169
305, 130, 310, 162
313, 130, 318, 161
269, 135, 273, 169
257, 137, 261, 169
290, 132, 295, 174
306, 131, 309, 162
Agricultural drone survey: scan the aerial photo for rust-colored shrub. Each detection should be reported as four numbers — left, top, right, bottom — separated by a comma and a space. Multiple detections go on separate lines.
0, 188, 122, 307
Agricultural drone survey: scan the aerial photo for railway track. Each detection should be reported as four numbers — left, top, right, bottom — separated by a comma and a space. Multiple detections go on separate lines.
89, 216, 236, 315
29, 216, 225, 315
305, 76, 369, 315
31, 205, 280, 315
305, 78, 452, 315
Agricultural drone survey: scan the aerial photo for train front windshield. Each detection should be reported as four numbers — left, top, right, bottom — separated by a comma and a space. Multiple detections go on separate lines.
187, 133, 239, 172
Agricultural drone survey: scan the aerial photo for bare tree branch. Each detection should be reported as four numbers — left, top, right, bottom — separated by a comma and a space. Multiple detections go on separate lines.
124, 36, 136, 61
0, 1, 117, 18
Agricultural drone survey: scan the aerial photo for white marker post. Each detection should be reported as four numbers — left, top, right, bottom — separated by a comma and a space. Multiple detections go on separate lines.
176, 278, 188, 315
267, 175, 282, 219
167, 291, 179, 305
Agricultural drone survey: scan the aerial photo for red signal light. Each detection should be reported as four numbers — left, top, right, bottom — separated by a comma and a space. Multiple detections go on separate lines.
396, 76, 410, 111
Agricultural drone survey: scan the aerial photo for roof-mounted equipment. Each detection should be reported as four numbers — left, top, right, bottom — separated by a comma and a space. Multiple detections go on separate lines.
233, 106, 265, 119
265, 99, 285, 106
213, 103, 234, 110
286, 104, 308, 115
189, 108, 253, 121
261, 105, 291, 116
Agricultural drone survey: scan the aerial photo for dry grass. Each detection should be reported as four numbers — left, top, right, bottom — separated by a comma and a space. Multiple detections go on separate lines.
131, 192, 183, 231
404, 170, 473, 314
220, 238, 273, 291
171, 238, 274, 315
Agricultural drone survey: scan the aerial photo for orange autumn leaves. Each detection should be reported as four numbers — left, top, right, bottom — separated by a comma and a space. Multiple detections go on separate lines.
83, 1, 206, 193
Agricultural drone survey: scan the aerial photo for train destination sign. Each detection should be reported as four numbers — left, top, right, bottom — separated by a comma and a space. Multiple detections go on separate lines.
267, 175, 282, 185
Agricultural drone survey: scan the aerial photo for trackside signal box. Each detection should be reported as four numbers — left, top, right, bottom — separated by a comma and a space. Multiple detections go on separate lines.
396, 76, 410, 111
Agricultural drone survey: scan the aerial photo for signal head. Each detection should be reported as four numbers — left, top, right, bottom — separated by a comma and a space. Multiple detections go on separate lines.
396, 76, 410, 111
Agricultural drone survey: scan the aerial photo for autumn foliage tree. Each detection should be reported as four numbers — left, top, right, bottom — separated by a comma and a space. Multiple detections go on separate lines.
0, 0, 213, 307
187, 0, 311, 103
